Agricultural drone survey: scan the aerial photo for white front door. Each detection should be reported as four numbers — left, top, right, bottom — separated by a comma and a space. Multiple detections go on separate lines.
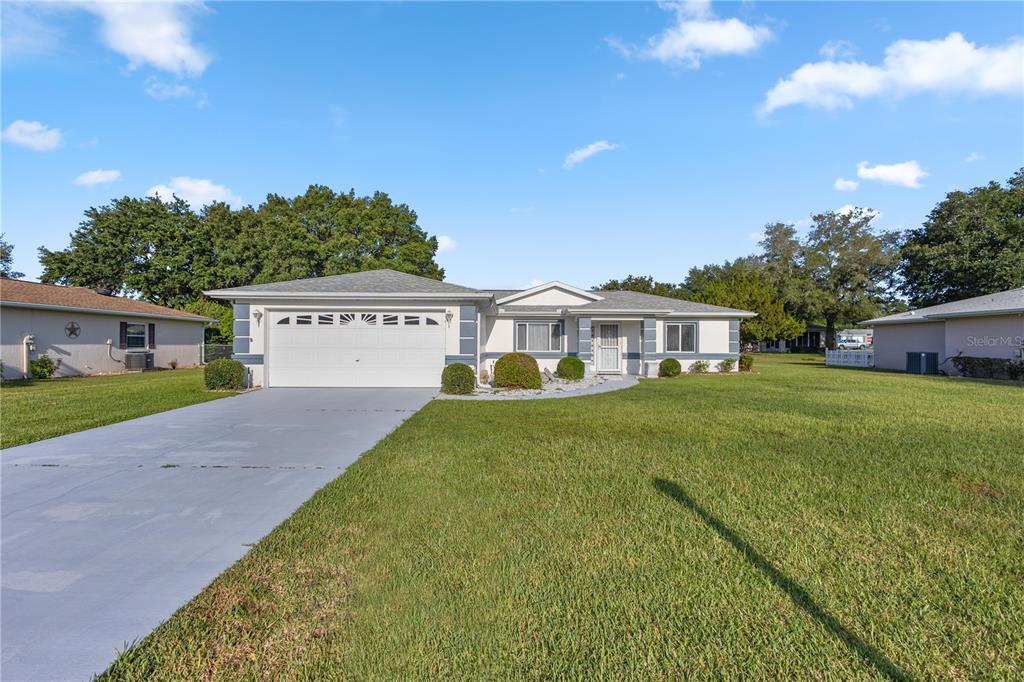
267, 311, 445, 387
597, 323, 620, 372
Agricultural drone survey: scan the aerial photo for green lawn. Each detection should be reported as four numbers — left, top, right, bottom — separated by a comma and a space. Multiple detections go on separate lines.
103, 355, 1022, 680
0, 368, 231, 449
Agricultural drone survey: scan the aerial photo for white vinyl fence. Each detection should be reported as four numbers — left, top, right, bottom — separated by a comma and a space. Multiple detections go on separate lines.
826, 349, 874, 368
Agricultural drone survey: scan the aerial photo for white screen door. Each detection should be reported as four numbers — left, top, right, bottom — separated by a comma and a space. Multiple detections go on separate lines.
597, 324, 620, 372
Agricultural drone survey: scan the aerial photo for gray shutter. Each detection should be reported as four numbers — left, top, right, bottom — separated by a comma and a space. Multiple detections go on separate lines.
148, 323, 156, 349
119, 322, 128, 349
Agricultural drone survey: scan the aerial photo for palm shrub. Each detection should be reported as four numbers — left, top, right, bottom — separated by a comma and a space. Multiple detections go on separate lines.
204, 358, 245, 390
441, 363, 475, 394
717, 358, 736, 373
689, 360, 710, 374
494, 353, 542, 389
556, 356, 585, 381
739, 353, 754, 372
659, 358, 682, 378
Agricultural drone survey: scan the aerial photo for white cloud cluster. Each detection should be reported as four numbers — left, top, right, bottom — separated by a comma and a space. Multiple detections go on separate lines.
833, 177, 859, 192
563, 140, 620, 169
82, 1, 212, 77
819, 39, 857, 60
608, 0, 772, 69
436, 235, 457, 253
147, 176, 241, 208
73, 169, 121, 186
1, 119, 62, 151
762, 33, 1024, 114
856, 160, 927, 188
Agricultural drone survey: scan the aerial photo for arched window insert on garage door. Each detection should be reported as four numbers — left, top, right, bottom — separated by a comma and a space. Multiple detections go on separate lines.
295, 315, 312, 325
318, 314, 334, 325
277, 316, 291, 325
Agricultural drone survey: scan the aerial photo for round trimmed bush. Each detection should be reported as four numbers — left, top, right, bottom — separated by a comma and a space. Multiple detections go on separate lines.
204, 358, 245, 390
556, 356, 585, 381
441, 363, 475, 394
659, 358, 681, 378
493, 352, 542, 390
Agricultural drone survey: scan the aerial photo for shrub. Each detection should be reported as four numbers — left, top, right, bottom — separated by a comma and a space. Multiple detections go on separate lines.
493, 352, 542, 390
950, 355, 1024, 381
718, 358, 736, 373
556, 356, 585, 381
689, 360, 710, 374
659, 358, 682, 378
739, 353, 754, 372
204, 358, 245, 390
29, 354, 57, 379
441, 363, 475, 394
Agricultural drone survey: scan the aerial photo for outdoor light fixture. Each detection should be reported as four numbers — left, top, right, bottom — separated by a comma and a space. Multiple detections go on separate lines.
445, 311, 454, 326
253, 310, 263, 326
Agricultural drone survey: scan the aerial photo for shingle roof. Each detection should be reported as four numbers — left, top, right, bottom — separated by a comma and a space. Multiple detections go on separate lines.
863, 288, 1024, 325
0, 279, 212, 321
206, 269, 484, 296
576, 289, 755, 316
205, 270, 755, 316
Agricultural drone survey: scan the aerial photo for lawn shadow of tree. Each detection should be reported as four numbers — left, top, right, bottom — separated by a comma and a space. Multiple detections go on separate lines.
653, 478, 910, 681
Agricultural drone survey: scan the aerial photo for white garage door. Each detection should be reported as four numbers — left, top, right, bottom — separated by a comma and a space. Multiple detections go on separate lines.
267, 311, 445, 387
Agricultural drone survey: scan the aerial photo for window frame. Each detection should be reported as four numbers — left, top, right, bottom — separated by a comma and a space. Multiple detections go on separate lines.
514, 320, 563, 353
125, 322, 147, 349
664, 322, 697, 354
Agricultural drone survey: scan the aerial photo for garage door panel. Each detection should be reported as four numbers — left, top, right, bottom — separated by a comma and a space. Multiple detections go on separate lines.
268, 310, 446, 387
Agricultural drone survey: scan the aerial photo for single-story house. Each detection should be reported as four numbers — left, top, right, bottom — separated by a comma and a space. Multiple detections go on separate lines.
759, 324, 825, 353
863, 287, 1024, 374
0, 279, 213, 380
205, 269, 756, 388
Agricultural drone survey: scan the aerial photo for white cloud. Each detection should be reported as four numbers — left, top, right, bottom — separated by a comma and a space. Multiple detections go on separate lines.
761, 33, 1024, 114
147, 176, 240, 208
607, 0, 772, 69
964, 152, 982, 163
436, 235, 457, 253
1, 3, 64, 58
73, 169, 121, 186
856, 160, 927, 188
563, 140, 620, 169
819, 39, 857, 60
834, 177, 859, 192
145, 79, 208, 107
81, 1, 212, 77
526, 278, 545, 288
1, 120, 63, 151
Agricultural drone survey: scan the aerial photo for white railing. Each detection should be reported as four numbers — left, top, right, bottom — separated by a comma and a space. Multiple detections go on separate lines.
826, 349, 874, 368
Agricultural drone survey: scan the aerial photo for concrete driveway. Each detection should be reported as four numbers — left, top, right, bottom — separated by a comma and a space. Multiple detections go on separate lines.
1, 387, 434, 682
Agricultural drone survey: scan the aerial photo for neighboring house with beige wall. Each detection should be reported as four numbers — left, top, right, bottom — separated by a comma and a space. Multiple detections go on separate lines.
0, 279, 212, 380
864, 288, 1024, 375
206, 269, 755, 388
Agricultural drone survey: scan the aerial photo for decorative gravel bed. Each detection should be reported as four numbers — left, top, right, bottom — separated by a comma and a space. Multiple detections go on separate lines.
436, 374, 639, 400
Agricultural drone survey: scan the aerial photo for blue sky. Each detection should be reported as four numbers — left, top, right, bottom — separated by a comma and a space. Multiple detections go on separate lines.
3, 1, 1022, 290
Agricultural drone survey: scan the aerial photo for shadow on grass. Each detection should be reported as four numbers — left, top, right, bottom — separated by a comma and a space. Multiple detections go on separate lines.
653, 478, 910, 681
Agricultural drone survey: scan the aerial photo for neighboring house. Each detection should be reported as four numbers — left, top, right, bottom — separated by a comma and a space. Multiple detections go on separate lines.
205, 269, 755, 388
759, 324, 826, 353
863, 288, 1024, 375
836, 328, 873, 349
0, 279, 213, 380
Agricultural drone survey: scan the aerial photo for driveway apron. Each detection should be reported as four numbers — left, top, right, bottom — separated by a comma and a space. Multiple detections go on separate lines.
1, 387, 434, 682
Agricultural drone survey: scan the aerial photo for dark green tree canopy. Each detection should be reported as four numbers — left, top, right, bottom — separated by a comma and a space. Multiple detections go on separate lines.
1, 233, 25, 279
692, 271, 805, 344
899, 169, 1024, 307
597, 275, 683, 298
39, 186, 444, 308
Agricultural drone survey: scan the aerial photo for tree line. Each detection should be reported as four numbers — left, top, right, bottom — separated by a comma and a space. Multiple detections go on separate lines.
3, 170, 1021, 347
601, 169, 1023, 348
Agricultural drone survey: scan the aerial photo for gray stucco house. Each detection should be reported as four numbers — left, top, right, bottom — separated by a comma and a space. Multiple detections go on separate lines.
206, 269, 755, 388
863, 287, 1024, 374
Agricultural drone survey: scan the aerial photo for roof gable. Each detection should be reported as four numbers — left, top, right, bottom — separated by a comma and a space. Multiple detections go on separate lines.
495, 281, 602, 306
